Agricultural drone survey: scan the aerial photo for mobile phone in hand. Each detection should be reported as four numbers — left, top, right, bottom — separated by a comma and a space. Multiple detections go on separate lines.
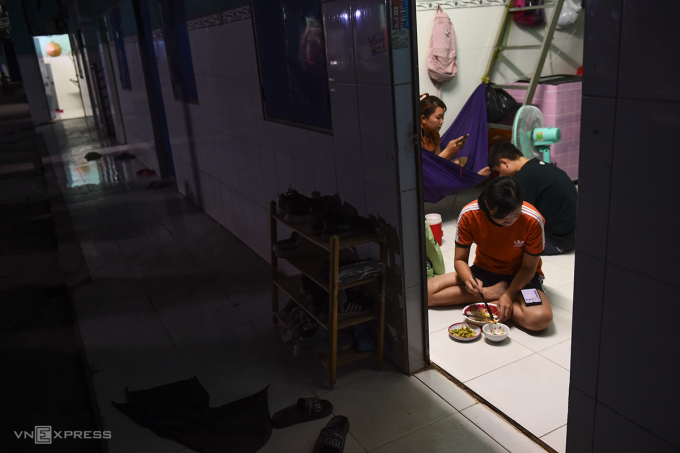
458, 134, 470, 145
521, 288, 542, 306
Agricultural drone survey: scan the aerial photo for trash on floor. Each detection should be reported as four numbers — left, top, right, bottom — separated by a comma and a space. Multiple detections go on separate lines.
84, 151, 102, 161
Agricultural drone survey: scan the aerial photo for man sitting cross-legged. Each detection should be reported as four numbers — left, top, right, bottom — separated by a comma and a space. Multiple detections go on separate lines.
427, 176, 553, 332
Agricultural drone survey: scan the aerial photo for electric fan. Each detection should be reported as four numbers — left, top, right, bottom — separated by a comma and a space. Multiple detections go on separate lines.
512, 105, 561, 163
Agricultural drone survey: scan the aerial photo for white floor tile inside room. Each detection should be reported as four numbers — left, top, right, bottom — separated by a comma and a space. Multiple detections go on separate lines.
426, 188, 574, 453
43, 118, 562, 452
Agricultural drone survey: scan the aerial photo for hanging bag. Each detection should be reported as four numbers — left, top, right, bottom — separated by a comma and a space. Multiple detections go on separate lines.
427, 6, 457, 90
513, 0, 546, 27
485, 84, 519, 123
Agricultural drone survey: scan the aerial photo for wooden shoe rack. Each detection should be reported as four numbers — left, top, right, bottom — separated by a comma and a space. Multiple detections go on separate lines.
269, 200, 386, 387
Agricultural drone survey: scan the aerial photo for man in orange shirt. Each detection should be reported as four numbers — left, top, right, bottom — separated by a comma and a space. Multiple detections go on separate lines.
427, 177, 553, 331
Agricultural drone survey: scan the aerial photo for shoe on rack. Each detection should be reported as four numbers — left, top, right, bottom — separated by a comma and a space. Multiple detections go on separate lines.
294, 329, 354, 358
275, 237, 326, 259
278, 189, 316, 224
338, 300, 371, 321
278, 189, 305, 215
273, 232, 300, 252
319, 214, 372, 240
337, 260, 385, 284
284, 201, 315, 224
310, 193, 342, 217
316, 259, 366, 284
321, 290, 371, 322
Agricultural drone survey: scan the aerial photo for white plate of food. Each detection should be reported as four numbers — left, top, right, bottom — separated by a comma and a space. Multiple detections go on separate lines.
448, 322, 481, 342
462, 303, 500, 326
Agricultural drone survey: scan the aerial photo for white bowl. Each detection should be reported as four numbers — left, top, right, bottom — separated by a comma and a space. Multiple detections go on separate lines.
482, 322, 509, 342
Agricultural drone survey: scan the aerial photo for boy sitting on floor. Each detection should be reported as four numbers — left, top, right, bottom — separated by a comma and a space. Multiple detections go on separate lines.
427, 176, 553, 332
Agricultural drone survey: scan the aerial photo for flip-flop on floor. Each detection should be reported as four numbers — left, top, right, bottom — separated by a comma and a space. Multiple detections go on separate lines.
314, 415, 350, 453
271, 397, 333, 429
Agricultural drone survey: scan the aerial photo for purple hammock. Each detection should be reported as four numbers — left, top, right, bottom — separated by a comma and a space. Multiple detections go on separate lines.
422, 83, 489, 204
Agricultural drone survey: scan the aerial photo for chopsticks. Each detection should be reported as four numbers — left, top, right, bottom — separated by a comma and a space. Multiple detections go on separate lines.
471, 272, 497, 323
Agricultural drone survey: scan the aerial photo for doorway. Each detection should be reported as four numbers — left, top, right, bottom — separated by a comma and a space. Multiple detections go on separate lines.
33, 35, 86, 121
416, 2, 582, 451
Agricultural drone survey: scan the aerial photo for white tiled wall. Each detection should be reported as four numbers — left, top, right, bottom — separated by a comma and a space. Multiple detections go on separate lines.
150, 5, 406, 263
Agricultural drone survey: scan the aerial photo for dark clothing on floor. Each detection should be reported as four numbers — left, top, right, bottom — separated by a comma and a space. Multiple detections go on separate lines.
514, 158, 577, 251
113, 377, 272, 453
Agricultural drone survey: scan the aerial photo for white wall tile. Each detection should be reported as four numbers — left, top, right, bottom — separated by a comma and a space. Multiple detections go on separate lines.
357, 84, 397, 191
352, 0, 390, 86
258, 146, 281, 206
329, 83, 364, 179
337, 173, 367, 215
323, 0, 356, 85
309, 131, 338, 195
274, 151, 295, 192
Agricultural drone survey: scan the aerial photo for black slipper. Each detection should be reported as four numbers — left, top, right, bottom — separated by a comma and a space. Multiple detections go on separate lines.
271, 397, 333, 429
314, 415, 350, 453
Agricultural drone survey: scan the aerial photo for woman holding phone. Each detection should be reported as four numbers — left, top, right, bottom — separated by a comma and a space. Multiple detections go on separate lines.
420, 93, 490, 176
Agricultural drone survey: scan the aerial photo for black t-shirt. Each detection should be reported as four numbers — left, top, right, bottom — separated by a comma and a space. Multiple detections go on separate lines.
514, 159, 577, 250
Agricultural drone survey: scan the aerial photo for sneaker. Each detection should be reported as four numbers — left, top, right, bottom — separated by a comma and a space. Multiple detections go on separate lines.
278, 189, 316, 224
321, 290, 370, 322
338, 300, 371, 321
277, 189, 305, 215
310, 193, 342, 217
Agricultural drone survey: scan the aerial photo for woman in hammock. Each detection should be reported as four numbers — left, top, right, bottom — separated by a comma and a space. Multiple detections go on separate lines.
420, 94, 491, 176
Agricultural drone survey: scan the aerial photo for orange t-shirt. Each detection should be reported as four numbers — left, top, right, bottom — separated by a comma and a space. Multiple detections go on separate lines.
455, 201, 544, 276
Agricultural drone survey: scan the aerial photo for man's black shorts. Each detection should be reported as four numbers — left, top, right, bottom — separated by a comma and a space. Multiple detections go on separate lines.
470, 264, 545, 293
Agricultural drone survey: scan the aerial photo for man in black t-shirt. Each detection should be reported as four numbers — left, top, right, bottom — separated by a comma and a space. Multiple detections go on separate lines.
488, 142, 577, 255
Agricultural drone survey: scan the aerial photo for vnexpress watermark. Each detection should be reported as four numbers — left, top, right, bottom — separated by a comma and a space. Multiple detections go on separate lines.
14, 426, 111, 444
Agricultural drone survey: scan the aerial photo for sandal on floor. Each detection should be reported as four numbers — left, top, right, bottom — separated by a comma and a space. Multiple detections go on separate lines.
314, 415, 350, 453
271, 397, 333, 429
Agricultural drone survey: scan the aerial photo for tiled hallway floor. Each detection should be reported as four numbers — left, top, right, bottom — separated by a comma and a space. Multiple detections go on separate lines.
426, 188, 574, 453
43, 118, 555, 452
